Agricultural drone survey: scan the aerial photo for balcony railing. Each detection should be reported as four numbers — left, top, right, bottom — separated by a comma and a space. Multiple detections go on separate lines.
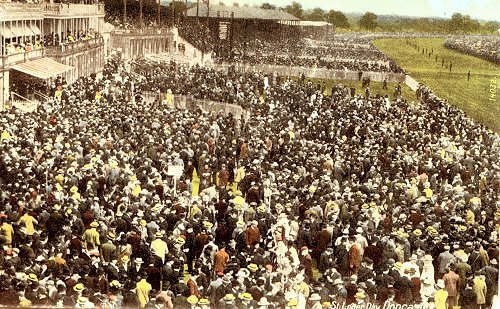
45, 37, 104, 56
1, 48, 44, 68
44, 3, 105, 17
0, 2, 103, 20
0, 2, 44, 20
112, 27, 174, 36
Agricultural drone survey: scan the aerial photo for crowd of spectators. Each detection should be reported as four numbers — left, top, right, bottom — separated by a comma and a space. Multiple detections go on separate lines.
104, 10, 161, 30
186, 25, 405, 73
445, 36, 500, 64
178, 22, 216, 54
0, 53, 498, 308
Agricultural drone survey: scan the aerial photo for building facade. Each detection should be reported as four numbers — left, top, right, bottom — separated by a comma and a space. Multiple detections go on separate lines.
0, 1, 105, 110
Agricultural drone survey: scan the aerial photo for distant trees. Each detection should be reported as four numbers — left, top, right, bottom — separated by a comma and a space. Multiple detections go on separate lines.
358, 12, 378, 30
284, 1, 304, 19
305, 7, 326, 21
260, 3, 277, 10
326, 10, 350, 29
448, 13, 480, 33
277, 1, 498, 34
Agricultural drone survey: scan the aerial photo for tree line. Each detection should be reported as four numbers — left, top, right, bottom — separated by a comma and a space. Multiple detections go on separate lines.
261, 1, 500, 34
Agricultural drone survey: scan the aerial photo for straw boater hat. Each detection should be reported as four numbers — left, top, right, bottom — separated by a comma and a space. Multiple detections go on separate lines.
73, 283, 85, 292
240, 293, 253, 301
223, 294, 235, 301
247, 263, 258, 272
187, 295, 198, 304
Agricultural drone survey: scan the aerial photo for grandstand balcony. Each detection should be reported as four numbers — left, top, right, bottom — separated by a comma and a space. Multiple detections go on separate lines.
45, 36, 104, 57
0, 2, 44, 21
43, 2, 105, 18
1, 48, 44, 68
46, 36, 105, 80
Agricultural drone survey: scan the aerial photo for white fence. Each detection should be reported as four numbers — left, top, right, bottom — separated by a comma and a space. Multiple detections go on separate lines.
206, 62, 406, 83
141, 91, 249, 121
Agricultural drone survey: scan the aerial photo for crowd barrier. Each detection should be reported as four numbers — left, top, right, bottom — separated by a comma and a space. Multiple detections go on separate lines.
206, 63, 406, 83
141, 91, 250, 121
404, 75, 420, 91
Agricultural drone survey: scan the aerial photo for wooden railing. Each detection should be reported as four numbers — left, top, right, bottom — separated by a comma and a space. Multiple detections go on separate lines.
44, 3, 104, 16
45, 37, 104, 56
33, 90, 50, 103
1, 48, 44, 67
10, 92, 40, 113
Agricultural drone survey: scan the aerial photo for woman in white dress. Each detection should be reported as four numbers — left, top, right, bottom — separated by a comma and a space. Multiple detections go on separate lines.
420, 254, 435, 285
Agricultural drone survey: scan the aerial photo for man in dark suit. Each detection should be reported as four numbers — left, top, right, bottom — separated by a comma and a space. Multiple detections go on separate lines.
460, 280, 477, 309
313, 224, 331, 266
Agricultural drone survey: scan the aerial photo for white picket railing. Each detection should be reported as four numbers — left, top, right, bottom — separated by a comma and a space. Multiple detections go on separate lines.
10, 92, 40, 113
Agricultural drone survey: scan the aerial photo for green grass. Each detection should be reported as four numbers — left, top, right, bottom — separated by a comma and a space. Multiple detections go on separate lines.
373, 38, 500, 132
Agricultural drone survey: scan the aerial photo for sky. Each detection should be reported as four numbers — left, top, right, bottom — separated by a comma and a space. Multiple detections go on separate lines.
227, 0, 500, 22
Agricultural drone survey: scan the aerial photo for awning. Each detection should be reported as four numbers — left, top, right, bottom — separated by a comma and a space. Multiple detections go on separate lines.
12, 57, 75, 80
28, 24, 41, 36
0, 25, 15, 39
10, 24, 34, 37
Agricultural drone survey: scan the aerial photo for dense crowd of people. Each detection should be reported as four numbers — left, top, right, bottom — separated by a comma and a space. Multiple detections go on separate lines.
178, 22, 215, 54
104, 10, 162, 30
0, 51, 498, 309
445, 36, 500, 64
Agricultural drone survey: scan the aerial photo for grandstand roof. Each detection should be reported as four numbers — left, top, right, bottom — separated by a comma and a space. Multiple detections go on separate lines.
186, 4, 300, 21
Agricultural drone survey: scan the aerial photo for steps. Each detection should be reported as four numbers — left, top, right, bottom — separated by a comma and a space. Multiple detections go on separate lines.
9, 92, 40, 113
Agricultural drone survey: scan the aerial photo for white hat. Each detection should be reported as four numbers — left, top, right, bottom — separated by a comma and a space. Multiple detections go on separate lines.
258, 297, 270, 306
309, 293, 321, 301
134, 257, 143, 264
333, 278, 343, 285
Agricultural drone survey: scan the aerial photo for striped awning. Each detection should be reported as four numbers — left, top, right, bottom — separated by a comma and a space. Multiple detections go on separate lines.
0, 25, 15, 39
12, 57, 75, 80
28, 24, 41, 36
10, 24, 34, 37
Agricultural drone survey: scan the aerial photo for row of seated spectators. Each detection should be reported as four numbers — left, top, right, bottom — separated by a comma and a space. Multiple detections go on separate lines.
105, 12, 161, 30
444, 36, 500, 64
2, 40, 42, 56
104, 3, 177, 30
43, 29, 100, 46
178, 22, 216, 53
